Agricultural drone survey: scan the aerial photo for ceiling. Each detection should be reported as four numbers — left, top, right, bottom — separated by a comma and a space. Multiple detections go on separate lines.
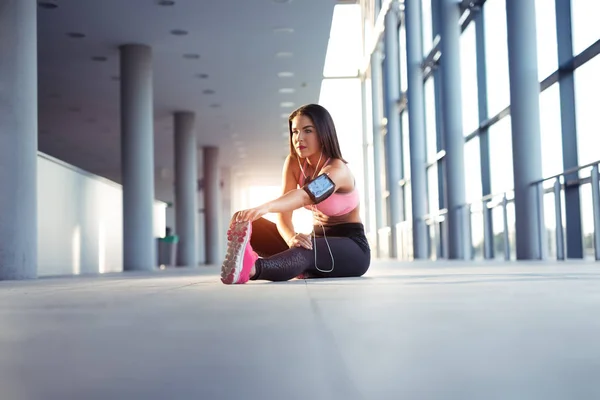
36, 0, 337, 201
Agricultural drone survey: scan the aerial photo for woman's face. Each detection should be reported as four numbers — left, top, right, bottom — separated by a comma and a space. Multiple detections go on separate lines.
291, 114, 322, 158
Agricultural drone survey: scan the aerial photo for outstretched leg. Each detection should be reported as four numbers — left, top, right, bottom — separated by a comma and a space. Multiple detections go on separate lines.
249, 217, 288, 257
251, 236, 370, 282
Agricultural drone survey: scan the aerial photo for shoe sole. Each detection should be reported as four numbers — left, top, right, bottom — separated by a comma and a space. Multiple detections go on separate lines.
220, 219, 250, 284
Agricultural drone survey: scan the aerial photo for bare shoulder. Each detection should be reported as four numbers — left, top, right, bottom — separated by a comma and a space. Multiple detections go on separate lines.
323, 158, 354, 190
328, 158, 352, 175
328, 158, 347, 169
285, 154, 301, 172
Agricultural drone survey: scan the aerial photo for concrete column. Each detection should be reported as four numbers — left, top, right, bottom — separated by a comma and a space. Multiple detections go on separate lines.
221, 167, 232, 251
370, 49, 385, 258
506, 0, 544, 259
0, 0, 37, 280
439, 0, 467, 259
120, 44, 156, 270
174, 112, 198, 267
404, 0, 429, 259
203, 147, 221, 264
383, 2, 402, 258
556, 0, 583, 258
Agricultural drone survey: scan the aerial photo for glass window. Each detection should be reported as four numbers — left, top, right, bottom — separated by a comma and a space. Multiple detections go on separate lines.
365, 76, 376, 235
461, 23, 479, 135
471, 210, 485, 260
484, 0, 511, 118
399, 25, 408, 92
535, 0, 558, 80
464, 136, 482, 204
422, 0, 434, 56
539, 84, 563, 178
427, 164, 438, 214
404, 182, 413, 223
580, 184, 595, 260
571, 0, 600, 56
574, 54, 600, 167
322, 4, 362, 77
402, 111, 411, 179
489, 116, 514, 195
424, 78, 438, 162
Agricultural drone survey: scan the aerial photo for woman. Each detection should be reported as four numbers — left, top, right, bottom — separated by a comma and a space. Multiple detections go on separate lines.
220, 104, 371, 284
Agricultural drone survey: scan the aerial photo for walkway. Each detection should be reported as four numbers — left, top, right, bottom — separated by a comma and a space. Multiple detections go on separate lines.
1, 260, 599, 399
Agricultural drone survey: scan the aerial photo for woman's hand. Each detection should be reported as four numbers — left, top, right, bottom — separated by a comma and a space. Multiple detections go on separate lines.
235, 204, 270, 222
287, 233, 313, 250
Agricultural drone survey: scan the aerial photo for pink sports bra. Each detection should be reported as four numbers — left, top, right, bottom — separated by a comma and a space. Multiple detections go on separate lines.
298, 158, 360, 217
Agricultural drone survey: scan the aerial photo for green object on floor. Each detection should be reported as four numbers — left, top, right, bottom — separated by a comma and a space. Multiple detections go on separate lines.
160, 235, 179, 244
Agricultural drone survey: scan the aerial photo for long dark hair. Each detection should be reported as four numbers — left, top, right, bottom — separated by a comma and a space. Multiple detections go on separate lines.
288, 104, 347, 163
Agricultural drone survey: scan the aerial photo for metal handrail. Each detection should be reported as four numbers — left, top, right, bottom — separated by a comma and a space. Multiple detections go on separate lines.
390, 159, 600, 262
530, 160, 600, 261
531, 159, 600, 186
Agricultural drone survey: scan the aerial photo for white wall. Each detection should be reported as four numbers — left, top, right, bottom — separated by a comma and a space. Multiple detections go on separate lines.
37, 153, 166, 277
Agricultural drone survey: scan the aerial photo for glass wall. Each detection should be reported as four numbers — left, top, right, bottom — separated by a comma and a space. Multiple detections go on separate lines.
535, 0, 558, 80
361, 0, 600, 260
484, 0, 510, 118
571, 0, 600, 56
574, 55, 600, 168
421, 0, 434, 56
461, 23, 479, 135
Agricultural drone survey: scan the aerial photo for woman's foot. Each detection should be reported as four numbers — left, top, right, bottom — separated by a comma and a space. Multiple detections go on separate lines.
221, 218, 258, 284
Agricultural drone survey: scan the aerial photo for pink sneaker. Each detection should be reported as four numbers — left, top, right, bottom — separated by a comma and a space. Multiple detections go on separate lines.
221, 219, 258, 284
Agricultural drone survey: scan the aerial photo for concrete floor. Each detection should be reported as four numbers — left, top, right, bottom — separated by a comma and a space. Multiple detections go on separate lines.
1, 260, 600, 400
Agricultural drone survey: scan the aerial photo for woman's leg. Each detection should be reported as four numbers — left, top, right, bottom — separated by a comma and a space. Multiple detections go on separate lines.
249, 218, 289, 257
251, 236, 370, 282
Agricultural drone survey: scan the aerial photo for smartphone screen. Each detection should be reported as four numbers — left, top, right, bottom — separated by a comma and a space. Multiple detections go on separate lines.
307, 174, 335, 198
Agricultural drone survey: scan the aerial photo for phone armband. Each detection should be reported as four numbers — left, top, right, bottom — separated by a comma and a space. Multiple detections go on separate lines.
302, 173, 336, 204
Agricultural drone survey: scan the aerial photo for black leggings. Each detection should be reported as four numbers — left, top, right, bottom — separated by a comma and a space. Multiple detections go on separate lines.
249, 218, 371, 282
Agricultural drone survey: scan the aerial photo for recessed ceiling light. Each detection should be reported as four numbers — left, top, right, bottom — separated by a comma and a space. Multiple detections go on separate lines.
203, 89, 215, 95
67, 32, 86, 39
278, 71, 294, 78
158, 0, 175, 5
280, 102, 295, 108
92, 56, 108, 62
38, 2, 58, 9
170, 29, 188, 36
183, 53, 200, 59
195, 73, 209, 79
279, 88, 295, 94
275, 51, 293, 58
273, 27, 295, 34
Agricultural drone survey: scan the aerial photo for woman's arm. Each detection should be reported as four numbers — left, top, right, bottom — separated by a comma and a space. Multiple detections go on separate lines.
235, 155, 308, 227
